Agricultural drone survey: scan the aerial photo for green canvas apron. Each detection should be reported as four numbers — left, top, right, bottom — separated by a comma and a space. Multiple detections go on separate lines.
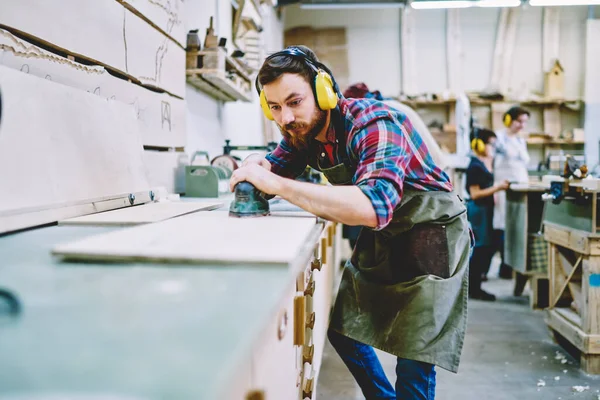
316, 119, 470, 373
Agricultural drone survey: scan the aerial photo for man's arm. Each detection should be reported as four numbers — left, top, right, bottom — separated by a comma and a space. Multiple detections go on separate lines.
229, 164, 377, 227
278, 179, 378, 227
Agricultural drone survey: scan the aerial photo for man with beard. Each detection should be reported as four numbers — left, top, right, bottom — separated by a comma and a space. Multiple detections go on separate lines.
229, 46, 471, 400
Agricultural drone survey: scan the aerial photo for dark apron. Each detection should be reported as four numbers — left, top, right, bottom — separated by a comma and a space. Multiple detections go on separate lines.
317, 111, 470, 373
466, 200, 493, 248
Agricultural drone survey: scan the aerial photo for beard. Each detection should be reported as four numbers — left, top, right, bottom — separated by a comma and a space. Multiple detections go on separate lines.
279, 108, 328, 150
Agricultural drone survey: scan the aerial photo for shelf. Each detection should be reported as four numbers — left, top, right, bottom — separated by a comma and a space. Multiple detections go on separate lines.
186, 70, 252, 102
186, 47, 254, 102
526, 139, 585, 145
400, 97, 582, 107
186, 73, 235, 102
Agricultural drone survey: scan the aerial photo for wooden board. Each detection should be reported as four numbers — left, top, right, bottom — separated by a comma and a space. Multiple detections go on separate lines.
584, 20, 600, 168
0, 0, 185, 97
124, 7, 185, 96
0, 65, 151, 232
53, 212, 319, 265
116, 0, 186, 48
0, 29, 186, 148
59, 201, 222, 226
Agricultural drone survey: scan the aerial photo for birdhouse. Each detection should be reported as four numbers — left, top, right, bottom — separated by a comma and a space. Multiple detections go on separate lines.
544, 59, 564, 100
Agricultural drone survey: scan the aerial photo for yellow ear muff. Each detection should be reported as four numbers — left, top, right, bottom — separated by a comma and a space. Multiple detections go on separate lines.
471, 138, 486, 155
314, 70, 338, 111
503, 113, 512, 127
259, 90, 274, 121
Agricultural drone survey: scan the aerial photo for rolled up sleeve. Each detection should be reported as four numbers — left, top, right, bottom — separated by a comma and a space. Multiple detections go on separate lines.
351, 118, 410, 230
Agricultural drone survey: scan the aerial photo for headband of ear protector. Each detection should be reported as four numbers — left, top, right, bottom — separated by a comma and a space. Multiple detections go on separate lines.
470, 127, 486, 155
255, 47, 341, 121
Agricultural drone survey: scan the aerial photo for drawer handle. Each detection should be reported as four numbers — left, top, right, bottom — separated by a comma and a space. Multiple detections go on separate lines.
277, 310, 288, 341
304, 281, 315, 297
311, 258, 322, 272
294, 296, 306, 346
306, 312, 316, 330
302, 367, 315, 399
321, 238, 328, 264
303, 344, 315, 364
245, 390, 265, 400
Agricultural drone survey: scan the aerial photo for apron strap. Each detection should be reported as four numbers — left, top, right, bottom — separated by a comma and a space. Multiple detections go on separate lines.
332, 107, 352, 168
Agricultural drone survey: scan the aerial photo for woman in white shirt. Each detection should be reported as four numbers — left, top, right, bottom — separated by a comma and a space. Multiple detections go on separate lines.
493, 106, 531, 280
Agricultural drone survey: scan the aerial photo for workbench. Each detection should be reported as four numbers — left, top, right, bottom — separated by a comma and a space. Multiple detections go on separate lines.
0, 201, 341, 399
504, 183, 550, 307
542, 178, 600, 375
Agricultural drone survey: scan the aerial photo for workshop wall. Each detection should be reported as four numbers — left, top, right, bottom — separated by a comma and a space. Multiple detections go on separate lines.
284, 5, 589, 100
284, 6, 402, 97
184, 0, 284, 160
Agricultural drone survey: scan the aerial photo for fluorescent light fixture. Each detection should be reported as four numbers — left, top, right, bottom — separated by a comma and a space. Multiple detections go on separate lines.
410, 0, 520, 7
411, 0, 473, 8
300, 1, 405, 8
530, 0, 600, 5
477, 0, 520, 6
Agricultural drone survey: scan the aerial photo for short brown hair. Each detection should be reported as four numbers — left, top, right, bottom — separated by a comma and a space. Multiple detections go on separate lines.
257, 45, 318, 89
477, 128, 496, 144
505, 106, 530, 121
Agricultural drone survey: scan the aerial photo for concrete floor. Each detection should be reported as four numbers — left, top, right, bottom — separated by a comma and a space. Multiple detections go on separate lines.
316, 262, 600, 400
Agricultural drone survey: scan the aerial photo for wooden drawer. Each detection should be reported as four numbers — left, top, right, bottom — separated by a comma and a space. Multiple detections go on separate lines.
250, 284, 302, 399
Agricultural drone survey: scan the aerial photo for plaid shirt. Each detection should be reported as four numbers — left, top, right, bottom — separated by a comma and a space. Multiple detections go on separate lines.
266, 98, 453, 230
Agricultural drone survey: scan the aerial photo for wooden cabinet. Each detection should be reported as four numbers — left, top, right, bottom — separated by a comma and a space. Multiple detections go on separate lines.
249, 282, 302, 400
243, 222, 340, 400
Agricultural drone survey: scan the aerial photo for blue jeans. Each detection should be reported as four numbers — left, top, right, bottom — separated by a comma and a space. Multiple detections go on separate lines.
327, 329, 436, 400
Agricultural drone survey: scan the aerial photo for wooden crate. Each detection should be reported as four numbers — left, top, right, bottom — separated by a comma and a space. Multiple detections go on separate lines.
544, 222, 600, 374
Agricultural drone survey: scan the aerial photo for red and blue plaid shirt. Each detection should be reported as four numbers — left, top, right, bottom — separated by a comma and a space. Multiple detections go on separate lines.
266, 98, 453, 230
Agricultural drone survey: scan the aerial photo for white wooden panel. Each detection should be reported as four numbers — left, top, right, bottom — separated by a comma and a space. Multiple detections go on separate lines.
143, 150, 188, 194
460, 8, 497, 93
508, 6, 542, 99
0, 0, 185, 97
117, 0, 186, 48
584, 20, 600, 168
52, 212, 319, 264
413, 9, 446, 93
0, 29, 186, 148
558, 6, 587, 100
251, 283, 299, 399
446, 9, 462, 94
60, 201, 223, 226
543, 7, 560, 72
0, 65, 150, 220
125, 7, 185, 97
401, 8, 417, 95
489, 8, 520, 94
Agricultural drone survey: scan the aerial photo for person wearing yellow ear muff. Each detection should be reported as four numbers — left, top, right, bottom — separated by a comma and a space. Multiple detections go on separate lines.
493, 106, 531, 280
466, 128, 510, 301
229, 45, 471, 399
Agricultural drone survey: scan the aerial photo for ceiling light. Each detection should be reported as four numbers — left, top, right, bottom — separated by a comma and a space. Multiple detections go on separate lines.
410, 0, 474, 9
300, 1, 405, 8
530, 0, 600, 5
477, 0, 521, 6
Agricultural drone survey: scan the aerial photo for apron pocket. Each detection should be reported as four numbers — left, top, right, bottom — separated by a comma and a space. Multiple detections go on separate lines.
392, 224, 450, 281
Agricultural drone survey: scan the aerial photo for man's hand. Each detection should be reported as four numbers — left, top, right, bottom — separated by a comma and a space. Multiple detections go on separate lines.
230, 164, 283, 195
242, 153, 272, 171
